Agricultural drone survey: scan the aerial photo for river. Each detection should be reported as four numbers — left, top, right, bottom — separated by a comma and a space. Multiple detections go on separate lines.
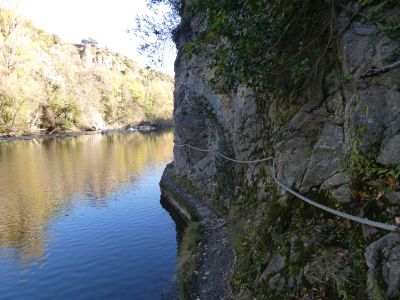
0, 130, 181, 300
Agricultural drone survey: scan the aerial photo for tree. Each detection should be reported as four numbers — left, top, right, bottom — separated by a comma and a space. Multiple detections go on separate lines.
0, 69, 45, 132
0, 5, 25, 72
129, 0, 180, 68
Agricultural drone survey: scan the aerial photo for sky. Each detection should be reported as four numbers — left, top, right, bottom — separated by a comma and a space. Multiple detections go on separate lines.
10, 0, 175, 75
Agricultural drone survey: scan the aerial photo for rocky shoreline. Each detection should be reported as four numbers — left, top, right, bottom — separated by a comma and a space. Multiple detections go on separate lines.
0, 123, 173, 142
160, 164, 234, 300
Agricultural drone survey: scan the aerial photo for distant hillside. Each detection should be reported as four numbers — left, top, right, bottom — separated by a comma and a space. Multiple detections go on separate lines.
0, 6, 174, 134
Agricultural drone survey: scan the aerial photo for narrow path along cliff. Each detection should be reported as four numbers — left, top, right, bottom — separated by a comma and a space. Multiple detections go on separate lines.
161, 165, 234, 300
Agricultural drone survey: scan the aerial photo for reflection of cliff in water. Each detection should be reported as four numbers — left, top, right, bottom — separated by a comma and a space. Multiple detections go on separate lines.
160, 197, 185, 300
0, 131, 173, 263
160, 197, 185, 249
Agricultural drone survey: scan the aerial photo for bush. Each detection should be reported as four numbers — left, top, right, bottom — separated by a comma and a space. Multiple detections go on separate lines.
41, 102, 81, 130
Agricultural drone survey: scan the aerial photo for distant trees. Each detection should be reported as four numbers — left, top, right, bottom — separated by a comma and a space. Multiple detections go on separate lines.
130, 0, 180, 67
0, 70, 45, 132
0, 6, 25, 72
0, 5, 173, 134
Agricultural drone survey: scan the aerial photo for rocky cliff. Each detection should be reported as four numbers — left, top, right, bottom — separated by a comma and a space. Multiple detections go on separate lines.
167, 1, 400, 299
76, 44, 139, 75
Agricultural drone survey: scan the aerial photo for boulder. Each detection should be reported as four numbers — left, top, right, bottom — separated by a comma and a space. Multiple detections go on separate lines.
365, 233, 400, 298
378, 135, 400, 166
258, 254, 286, 283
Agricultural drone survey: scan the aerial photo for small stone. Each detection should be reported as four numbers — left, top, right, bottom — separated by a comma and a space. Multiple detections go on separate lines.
378, 135, 400, 166
258, 254, 286, 283
331, 184, 351, 203
290, 235, 300, 263
315, 224, 339, 244
268, 273, 285, 292
288, 276, 295, 289
362, 224, 378, 240
387, 192, 400, 205
321, 172, 349, 189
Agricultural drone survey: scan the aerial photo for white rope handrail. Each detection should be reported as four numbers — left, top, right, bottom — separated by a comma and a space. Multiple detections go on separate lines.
175, 143, 273, 164
175, 143, 398, 232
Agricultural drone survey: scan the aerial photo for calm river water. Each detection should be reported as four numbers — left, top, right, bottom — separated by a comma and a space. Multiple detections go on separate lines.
0, 131, 180, 300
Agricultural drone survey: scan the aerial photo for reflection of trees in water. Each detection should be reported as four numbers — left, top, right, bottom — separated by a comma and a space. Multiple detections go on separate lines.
0, 131, 173, 263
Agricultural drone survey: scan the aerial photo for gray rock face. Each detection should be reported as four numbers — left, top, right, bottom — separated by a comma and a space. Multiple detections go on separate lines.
290, 235, 301, 263
77, 44, 129, 72
378, 135, 400, 166
258, 254, 286, 283
362, 224, 379, 240
365, 233, 400, 299
268, 273, 285, 292
172, 0, 400, 297
387, 192, 400, 205
299, 122, 347, 196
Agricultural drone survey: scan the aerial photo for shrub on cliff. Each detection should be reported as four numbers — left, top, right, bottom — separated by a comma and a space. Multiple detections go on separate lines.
140, 0, 399, 99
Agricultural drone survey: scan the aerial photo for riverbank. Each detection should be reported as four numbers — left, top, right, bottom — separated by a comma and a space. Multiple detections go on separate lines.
0, 121, 173, 142
160, 163, 234, 300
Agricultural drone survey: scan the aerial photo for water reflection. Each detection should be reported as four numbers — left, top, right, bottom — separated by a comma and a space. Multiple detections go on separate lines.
0, 131, 173, 265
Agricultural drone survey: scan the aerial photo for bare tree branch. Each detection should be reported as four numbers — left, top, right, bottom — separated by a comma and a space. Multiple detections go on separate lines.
362, 60, 400, 78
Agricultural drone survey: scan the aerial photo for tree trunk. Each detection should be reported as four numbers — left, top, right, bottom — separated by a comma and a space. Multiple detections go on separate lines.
30, 108, 40, 130
9, 100, 25, 132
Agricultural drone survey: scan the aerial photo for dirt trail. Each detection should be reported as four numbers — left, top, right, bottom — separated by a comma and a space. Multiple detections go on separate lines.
161, 166, 234, 300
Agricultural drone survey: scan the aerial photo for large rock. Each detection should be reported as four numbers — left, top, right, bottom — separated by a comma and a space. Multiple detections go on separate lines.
268, 273, 285, 292
387, 192, 400, 205
300, 123, 346, 193
378, 135, 400, 166
365, 233, 400, 299
258, 254, 286, 283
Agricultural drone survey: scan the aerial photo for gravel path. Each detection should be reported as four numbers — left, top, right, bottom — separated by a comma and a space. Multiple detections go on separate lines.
161, 166, 234, 300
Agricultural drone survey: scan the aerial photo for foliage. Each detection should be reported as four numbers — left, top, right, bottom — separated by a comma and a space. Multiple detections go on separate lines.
0, 91, 12, 132
42, 102, 81, 130
140, 0, 399, 98
351, 152, 400, 181
0, 5, 25, 72
177, 221, 202, 299
184, 0, 335, 97
356, 0, 400, 44
0, 6, 174, 134
130, 0, 180, 67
